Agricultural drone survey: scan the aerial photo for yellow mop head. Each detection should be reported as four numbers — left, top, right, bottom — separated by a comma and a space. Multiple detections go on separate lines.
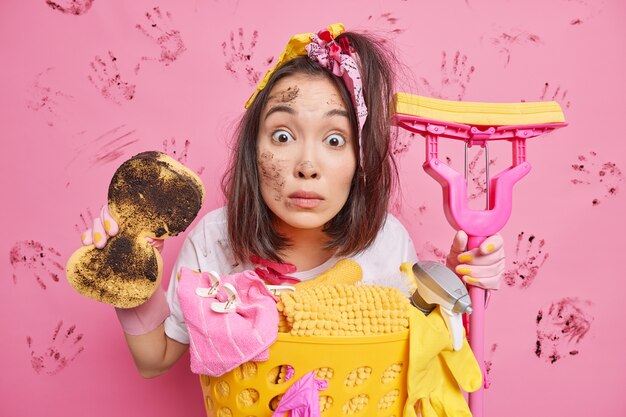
393, 93, 565, 126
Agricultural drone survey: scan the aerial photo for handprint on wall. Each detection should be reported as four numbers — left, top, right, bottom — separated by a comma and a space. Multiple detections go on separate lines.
363, 12, 405, 42
487, 29, 543, 67
391, 199, 427, 226
562, 0, 602, 25
45, 0, 94, 15
65, 125, 140, 188
420, 51, 475, 101
27, 321, 84, 375
441, 151, 497, 202
135, 7, 186, 70
88, 51, 136, 104
417, 241, 447, 264
392, 130, 415, 156
162, 137, 189, 163
484, 343, 498, 387
26, 67, 74, 127
368, 12, 400, 27
74, 208, 95, 236
468, 150, 497, 201
162, 137, 206, 175
9, 240, 64, 290
504, 231, 549, 289
535, 297, 593, 364
540, 82, 571, 109
222, 28, 274, 86
571, 151, 623, 206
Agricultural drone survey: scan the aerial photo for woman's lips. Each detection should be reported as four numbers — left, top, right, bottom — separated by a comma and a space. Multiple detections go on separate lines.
289, 191, 323, 208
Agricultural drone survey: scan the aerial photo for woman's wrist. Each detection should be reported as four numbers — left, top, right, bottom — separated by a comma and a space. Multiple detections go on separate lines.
114, 289, 170, 335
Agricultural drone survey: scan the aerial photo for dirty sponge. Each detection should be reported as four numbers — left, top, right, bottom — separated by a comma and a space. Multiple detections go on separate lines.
66, 151, 205, 308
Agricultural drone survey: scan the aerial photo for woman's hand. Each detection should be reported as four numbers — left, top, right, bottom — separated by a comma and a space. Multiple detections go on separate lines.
81, 205, 119, 249
80, 205, 169, 339
81, 205, 164, 252
445, 230, 505, 290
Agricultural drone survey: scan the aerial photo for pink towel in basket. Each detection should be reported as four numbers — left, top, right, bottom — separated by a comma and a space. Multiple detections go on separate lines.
177, 267, 279, 376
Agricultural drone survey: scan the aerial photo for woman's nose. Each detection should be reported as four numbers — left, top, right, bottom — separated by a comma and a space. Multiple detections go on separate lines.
296, 160, 319, 179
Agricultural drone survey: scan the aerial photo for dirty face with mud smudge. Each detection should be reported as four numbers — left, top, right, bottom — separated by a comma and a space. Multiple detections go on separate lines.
257, 73, 356, 233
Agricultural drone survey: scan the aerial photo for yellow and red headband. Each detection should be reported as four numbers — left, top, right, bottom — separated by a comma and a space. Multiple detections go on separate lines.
245, 23, 368, 166
245, 23, 345, 108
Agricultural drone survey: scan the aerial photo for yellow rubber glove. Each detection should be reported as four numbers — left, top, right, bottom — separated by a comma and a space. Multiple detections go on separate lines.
404, 307, 482, 417
418, 338, 482, 417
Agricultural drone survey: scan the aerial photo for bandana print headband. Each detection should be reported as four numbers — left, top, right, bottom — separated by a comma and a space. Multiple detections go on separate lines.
245, 23, 368, 168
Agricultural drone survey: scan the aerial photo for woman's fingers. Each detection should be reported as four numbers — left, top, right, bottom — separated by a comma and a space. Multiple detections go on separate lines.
81, 205, 120, 249
479, 233, 503, 256
92, 217, 107, 249
101, 205, 119, 237
449, 230, 468, 255
462, 274, 502, 290
455, 234, 504, 266
145, 237, 165, 253
456, 258, 506, 290
81, 228, 93, 246
450, 233, 506, 290
80, 206, 163, 254
446, 230, 468, 270
456, 246, 504, 267
455, 258, 505, 278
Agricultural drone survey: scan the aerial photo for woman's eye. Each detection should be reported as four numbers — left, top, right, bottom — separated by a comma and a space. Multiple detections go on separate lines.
271, 130, 294, 143
324, 134, 346, 147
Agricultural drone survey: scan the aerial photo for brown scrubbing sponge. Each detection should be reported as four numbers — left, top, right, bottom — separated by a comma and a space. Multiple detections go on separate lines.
66, 151, 205, 308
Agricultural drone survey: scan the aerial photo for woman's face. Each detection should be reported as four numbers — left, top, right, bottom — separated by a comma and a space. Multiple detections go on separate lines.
256, 73, 357, 234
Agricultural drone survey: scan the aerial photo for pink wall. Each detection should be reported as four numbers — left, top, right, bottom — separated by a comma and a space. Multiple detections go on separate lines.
1, 0, 624, 415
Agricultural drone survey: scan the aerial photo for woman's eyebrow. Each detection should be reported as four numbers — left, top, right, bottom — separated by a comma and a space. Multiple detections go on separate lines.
325, 108, 349, 119
264, 106, 349, 120
264, 105, 296, 120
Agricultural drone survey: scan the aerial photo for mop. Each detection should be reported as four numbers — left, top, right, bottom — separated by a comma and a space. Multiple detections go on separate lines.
391, 93, 567, 417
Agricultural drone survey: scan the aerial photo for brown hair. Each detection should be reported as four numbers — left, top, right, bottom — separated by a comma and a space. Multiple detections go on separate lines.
221, 31, 399, 263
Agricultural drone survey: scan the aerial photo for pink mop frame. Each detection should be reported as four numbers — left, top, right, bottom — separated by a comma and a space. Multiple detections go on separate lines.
392, 112, 567, 416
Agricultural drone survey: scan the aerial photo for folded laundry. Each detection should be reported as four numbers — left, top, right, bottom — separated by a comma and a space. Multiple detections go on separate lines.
177, 267, 279, 376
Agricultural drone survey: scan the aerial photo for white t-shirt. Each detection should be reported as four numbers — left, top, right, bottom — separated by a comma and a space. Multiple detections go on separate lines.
164, 207, 418, 344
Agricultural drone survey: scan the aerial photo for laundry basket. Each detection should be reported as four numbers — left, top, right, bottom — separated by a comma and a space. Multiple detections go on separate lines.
200, 330, 410, 417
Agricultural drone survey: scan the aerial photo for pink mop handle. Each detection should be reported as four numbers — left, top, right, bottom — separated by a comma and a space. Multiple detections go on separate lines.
467, 234, 488, 417
390, 111, 567, 417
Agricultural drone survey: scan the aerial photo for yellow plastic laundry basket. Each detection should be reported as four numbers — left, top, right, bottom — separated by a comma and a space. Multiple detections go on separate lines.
200, 330, 410, 417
